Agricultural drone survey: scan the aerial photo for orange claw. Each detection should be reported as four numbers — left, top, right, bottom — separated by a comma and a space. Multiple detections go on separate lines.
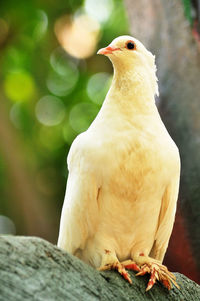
122, 260, 141, 272
124, 263, 140, 272
136, 262, 179, 291
136, 265, 149, 276
161, 279, 172, 290
122, 271, 132, 284
136, 270, 147, 276
99, 262, 133, 284
146, 269, 156, 291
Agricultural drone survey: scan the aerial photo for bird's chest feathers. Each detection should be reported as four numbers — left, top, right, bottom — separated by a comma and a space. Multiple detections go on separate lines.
95, 122, 174, 202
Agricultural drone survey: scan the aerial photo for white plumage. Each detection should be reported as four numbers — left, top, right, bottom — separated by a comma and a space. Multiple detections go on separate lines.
58, 36, 180, 290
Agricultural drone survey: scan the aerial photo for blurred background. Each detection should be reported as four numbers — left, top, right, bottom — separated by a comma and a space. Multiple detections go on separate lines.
0, 0, 200, 284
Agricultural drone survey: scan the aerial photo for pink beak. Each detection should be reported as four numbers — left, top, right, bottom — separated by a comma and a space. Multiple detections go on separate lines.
97, 46, 121, 55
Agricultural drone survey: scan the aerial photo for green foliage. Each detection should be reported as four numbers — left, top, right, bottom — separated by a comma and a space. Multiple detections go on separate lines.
0, 0, 129, 239
181, 0, 193, 24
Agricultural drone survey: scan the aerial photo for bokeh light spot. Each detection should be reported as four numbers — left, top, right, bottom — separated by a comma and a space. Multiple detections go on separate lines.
10, 103, 23, 129
33, 10, 48, 41
0, 215, 16, 235
47, 60, 78, 96
54, 14, 100, 59
84, 0, 114, 23
87, 72, 112, 105
50, 47, 78, 76
4, 70, 35, 102
69, 102, 99, 133
35, 95, 65, 126
2, 47, 30, 74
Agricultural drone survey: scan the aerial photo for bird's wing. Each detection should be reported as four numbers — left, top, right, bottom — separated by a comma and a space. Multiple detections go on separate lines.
150, 156, 180, 263
57, 134, 100, 254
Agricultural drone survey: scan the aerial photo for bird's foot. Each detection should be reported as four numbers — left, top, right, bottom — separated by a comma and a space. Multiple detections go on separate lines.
99, 260, 140, 284
121, 259, 140, 272
136, 261, 180, 291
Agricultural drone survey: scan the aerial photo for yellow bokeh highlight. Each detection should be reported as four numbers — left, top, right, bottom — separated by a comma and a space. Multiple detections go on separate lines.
4, 70, 35, 102
54, 14, 100, 59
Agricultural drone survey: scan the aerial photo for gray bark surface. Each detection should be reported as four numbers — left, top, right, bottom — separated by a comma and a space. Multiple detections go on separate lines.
124, 0, 200, 272
0, 235, 199, 301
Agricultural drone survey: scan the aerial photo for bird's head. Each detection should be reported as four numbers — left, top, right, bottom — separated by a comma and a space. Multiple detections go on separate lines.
97, 35, 158, 96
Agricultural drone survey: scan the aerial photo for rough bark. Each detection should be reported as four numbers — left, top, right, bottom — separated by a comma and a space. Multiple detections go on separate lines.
0, 235, 199, 301
124, 0, 200, 274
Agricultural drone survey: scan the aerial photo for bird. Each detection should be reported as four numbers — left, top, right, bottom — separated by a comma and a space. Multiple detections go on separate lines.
57, 35, 180, 291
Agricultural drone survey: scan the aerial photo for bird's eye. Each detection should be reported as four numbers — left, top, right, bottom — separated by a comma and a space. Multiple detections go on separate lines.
126, 41, 136, 50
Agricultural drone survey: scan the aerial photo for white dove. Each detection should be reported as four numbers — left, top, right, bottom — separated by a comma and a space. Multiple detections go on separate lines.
57, 36, 180, 291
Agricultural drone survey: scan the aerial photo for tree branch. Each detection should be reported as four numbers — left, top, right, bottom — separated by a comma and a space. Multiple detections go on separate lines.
0, 235, 199, 300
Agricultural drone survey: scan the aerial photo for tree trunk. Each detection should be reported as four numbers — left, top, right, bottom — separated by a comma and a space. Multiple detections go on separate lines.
124, 0, 200, 280
0, 235, 199, 301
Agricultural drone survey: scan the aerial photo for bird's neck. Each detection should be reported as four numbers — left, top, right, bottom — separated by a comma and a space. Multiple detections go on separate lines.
104, 64, 157, 117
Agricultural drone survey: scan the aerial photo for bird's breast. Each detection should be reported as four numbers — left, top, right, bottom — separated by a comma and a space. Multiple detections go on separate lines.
92, 125, 179, 258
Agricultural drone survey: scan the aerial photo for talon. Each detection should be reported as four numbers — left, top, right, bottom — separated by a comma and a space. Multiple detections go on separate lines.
136, 265, 149, 276
137, 262, 179, 291
161, 279, 171, 290
122, 271, 132, 284
146, 269, 156, 291
99, 262, 132, 284
123, 260, 140, 272
136, 270, 147, 276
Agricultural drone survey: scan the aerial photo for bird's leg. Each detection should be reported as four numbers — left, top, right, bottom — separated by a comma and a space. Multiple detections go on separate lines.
98, 250, 140, 284
132, 254, 179, 291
